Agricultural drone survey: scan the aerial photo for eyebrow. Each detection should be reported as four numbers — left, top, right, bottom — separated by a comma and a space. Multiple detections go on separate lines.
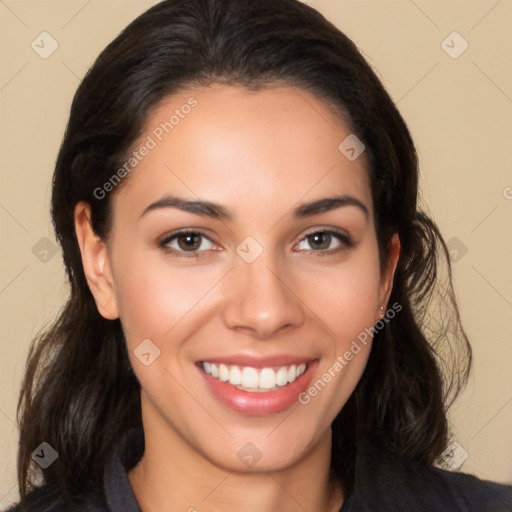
293, 195, 369, 220
140, 196, 232, 220
139, 194, 369, 221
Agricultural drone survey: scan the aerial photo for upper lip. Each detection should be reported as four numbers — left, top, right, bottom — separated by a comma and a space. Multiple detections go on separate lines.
197, 354, 316, 368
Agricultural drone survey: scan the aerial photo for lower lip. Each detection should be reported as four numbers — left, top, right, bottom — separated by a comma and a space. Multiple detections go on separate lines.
199, 361, 318, 415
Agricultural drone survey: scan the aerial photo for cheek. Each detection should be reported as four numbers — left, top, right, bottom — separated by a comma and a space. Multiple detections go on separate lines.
305, 247, 382, 344
111, 246, 225, 344
297, 243, 380, 411
325, 273, 380, 342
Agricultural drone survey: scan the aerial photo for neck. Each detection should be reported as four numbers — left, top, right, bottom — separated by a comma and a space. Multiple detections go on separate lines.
128, 403, 344, 512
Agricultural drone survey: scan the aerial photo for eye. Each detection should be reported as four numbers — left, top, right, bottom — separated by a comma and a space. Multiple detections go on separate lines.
295, 229, 352, 254
159, 230, 217, 256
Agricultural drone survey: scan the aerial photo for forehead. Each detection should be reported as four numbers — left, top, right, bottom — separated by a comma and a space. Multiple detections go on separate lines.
112, 85, 372, 222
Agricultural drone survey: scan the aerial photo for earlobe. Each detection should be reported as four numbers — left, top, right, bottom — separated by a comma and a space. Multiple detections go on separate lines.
378, 232, 401, 316
74, 202, 119, 320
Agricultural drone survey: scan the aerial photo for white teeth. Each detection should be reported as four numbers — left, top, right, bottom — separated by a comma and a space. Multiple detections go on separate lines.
229, 366, 242, 385
201, 361, 308, 391
219, 364, 229, 382
287, 364, 296, 382
242, 367, 259, 388
259, 368, 276, 389
276, 366, 288, 386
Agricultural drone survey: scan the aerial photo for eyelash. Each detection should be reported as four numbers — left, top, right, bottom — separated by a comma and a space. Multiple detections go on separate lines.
158, 229, 215, 258
297, 228, 353, 257
158, 228, 353, 258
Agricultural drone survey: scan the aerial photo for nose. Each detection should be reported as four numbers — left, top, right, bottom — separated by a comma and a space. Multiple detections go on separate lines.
221, 253, 305, 339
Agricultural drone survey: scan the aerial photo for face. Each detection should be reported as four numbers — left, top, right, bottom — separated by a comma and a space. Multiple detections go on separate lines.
76, 84, 399, 473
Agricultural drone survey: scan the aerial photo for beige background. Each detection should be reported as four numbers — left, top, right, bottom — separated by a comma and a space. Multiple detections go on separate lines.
1, 0, 511, 507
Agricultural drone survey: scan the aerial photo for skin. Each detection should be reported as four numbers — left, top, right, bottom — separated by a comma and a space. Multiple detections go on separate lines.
75, 84, 400, 512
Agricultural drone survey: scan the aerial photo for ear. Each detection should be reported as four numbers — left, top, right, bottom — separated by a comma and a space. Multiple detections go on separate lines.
377, 232, 401, 318
74, 202, 119, 320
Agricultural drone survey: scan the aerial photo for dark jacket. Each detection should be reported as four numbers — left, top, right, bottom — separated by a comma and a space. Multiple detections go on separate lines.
6, 428, 512, 511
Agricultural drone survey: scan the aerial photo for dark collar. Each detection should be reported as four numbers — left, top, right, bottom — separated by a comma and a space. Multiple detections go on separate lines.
102, 428, 512, 512
104, 428, 144, 511
103, 427, 354, 512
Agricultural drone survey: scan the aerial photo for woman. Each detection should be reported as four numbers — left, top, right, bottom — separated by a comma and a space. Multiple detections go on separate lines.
8, 0, 511, 511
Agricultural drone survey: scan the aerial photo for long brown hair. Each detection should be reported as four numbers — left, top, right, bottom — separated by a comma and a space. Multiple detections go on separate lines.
12, 0, 471, 509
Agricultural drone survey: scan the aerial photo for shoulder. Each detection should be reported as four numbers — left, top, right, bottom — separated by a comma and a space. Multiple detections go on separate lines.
5, 428, 144, 512
402, 463, 512, 511
3, 484, 107, 512
432, 467, 512, 511
350, 440, 512, 511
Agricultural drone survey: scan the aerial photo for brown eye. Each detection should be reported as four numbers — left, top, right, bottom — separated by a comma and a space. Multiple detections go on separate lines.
160, 231, 216, 254
177, 233, 203, 251
295, 230, 351, 253
306, 232, 332, 250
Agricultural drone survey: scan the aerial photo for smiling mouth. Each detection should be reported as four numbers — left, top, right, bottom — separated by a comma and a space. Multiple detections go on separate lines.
200, 361, 308, 392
